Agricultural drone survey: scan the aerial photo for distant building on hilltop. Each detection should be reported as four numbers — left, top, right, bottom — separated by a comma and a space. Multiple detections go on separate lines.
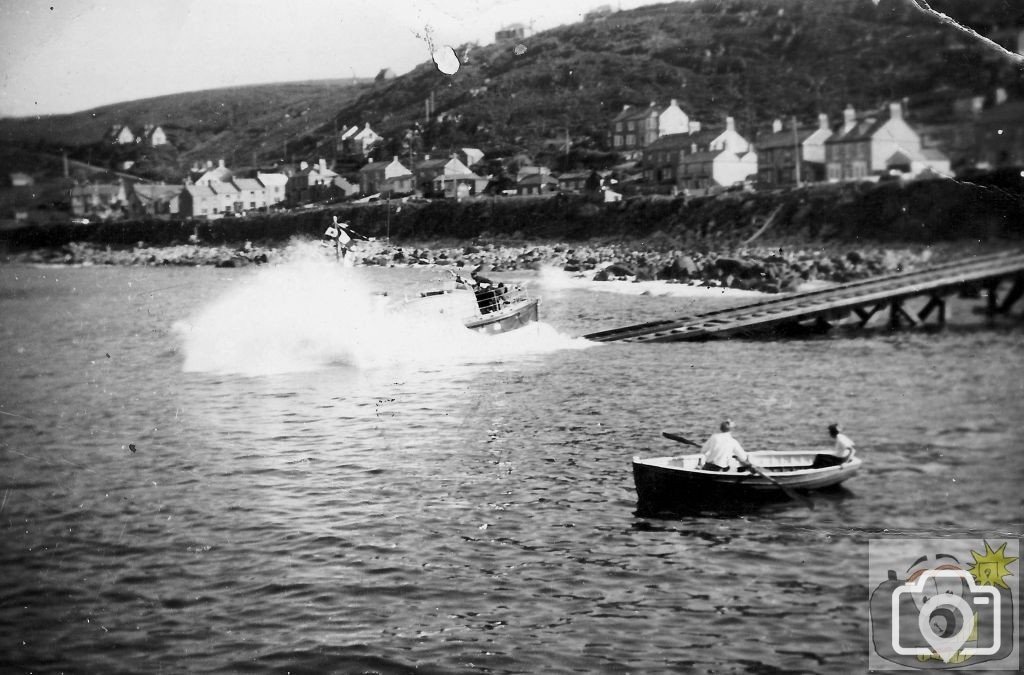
142, 124, 168, 147
495, 24, 528, 42
106, 125, 136, 145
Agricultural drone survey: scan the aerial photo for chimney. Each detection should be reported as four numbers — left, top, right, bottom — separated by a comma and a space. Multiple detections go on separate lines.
691, 143, 698, 153
300, 161, 309, 171
670, 98, 678, 107
206, 160, 213, 169
772, 119, 782, 133
319, 158, 327, 171
726, 116, 735, 132
818, 113, 829, 130
689, 121, 701, 133
888, 102, 903, 120
218, 158, 225, 168
843, 105, 856, 133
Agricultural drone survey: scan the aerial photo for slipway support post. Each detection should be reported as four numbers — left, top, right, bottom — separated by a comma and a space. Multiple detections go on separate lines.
854, 303, 884, 327
889, 299, 918, 330
917, 295, 947, 327
986, 279, 1000, 318
998, 275, 1024, 315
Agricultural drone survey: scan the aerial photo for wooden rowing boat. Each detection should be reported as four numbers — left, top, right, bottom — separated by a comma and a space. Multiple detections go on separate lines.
632, 450, 862, 512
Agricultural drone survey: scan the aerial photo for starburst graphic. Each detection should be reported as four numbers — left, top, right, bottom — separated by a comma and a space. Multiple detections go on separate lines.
968, 541, 1018, 590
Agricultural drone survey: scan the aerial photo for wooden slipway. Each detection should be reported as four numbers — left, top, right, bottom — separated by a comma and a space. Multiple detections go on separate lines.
583, 250, 1024, 343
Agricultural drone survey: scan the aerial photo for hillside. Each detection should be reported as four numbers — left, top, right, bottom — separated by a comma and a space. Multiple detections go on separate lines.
0, 79, 373, 180
0, 0, 1021, 178
330, 0, 1023, 163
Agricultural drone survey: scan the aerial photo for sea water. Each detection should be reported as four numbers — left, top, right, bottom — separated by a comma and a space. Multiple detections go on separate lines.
1, 255, 1021, 673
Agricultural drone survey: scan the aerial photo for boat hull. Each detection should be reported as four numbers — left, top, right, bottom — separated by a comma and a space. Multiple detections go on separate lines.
465, 298, 540, 334
632, 451, 861, 512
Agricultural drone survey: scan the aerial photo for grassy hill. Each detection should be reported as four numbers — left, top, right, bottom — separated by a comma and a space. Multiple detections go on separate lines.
0, 79, 373, 181
337, 0, 1023, 164
0, 0, 1021, 181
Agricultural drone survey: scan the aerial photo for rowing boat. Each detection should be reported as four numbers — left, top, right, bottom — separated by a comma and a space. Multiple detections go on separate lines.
632, 450, 862, 511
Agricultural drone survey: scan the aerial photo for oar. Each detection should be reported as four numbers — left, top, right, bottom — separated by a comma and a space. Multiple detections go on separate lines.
661, 432, 813, 508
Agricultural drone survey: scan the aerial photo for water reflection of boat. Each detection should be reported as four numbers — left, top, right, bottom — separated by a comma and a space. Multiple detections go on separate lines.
632, 450, 862, 511
405, 281, 540, 335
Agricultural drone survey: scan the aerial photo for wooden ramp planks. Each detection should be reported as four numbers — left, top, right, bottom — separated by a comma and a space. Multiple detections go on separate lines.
582, 251, 1024, 343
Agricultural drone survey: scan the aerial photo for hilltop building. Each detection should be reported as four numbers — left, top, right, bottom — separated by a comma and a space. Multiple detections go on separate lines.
142, 125, 169, 147
106, 125, 136, 145
338, 122, 383, 158
495, 24, 528, 42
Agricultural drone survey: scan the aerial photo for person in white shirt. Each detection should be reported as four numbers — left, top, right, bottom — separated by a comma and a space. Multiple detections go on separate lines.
701, 419, 748, 472
828, 423, 855, 460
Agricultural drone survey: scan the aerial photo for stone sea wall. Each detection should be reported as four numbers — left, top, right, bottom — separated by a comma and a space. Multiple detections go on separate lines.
3, 176, 1020, 292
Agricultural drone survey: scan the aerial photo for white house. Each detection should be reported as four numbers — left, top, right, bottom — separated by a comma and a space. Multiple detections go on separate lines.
257, 172, 289, 207
195, 159, 233, 185
658, 99, 690, 137
709, 116, 750, 155
433, 157, 488, 198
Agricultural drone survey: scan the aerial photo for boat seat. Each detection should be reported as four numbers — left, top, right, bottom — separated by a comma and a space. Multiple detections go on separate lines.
811, 453, 846, 469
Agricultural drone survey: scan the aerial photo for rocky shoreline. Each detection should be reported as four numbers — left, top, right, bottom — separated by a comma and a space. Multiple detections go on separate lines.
4, 237, 976, 293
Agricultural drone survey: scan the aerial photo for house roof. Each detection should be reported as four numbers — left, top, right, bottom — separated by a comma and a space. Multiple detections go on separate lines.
184, 183, 217, 197
755, 127, 817, 150
211, 182, 240, 194
132, 184, 181, 200
258, 172, 289, 186
517, 173, 559, 186
612, 104, 665, 124
233, 178, 263, 191
644, 132, 698, 153
556, 171, 593, 181
415, 158, 448, 170
680, 149, 725, 164
71, 183, 124, 197
827, 116, 886, 144
359, 160, 391, 173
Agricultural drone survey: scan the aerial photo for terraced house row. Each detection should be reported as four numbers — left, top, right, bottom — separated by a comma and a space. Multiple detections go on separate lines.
615, 90, 1024, 194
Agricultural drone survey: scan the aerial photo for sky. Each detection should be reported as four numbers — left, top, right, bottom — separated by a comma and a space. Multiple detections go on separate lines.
0, 0, 663, 118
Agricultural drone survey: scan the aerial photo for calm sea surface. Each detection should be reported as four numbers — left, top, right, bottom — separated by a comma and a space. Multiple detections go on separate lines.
1, 257, 1022, 674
